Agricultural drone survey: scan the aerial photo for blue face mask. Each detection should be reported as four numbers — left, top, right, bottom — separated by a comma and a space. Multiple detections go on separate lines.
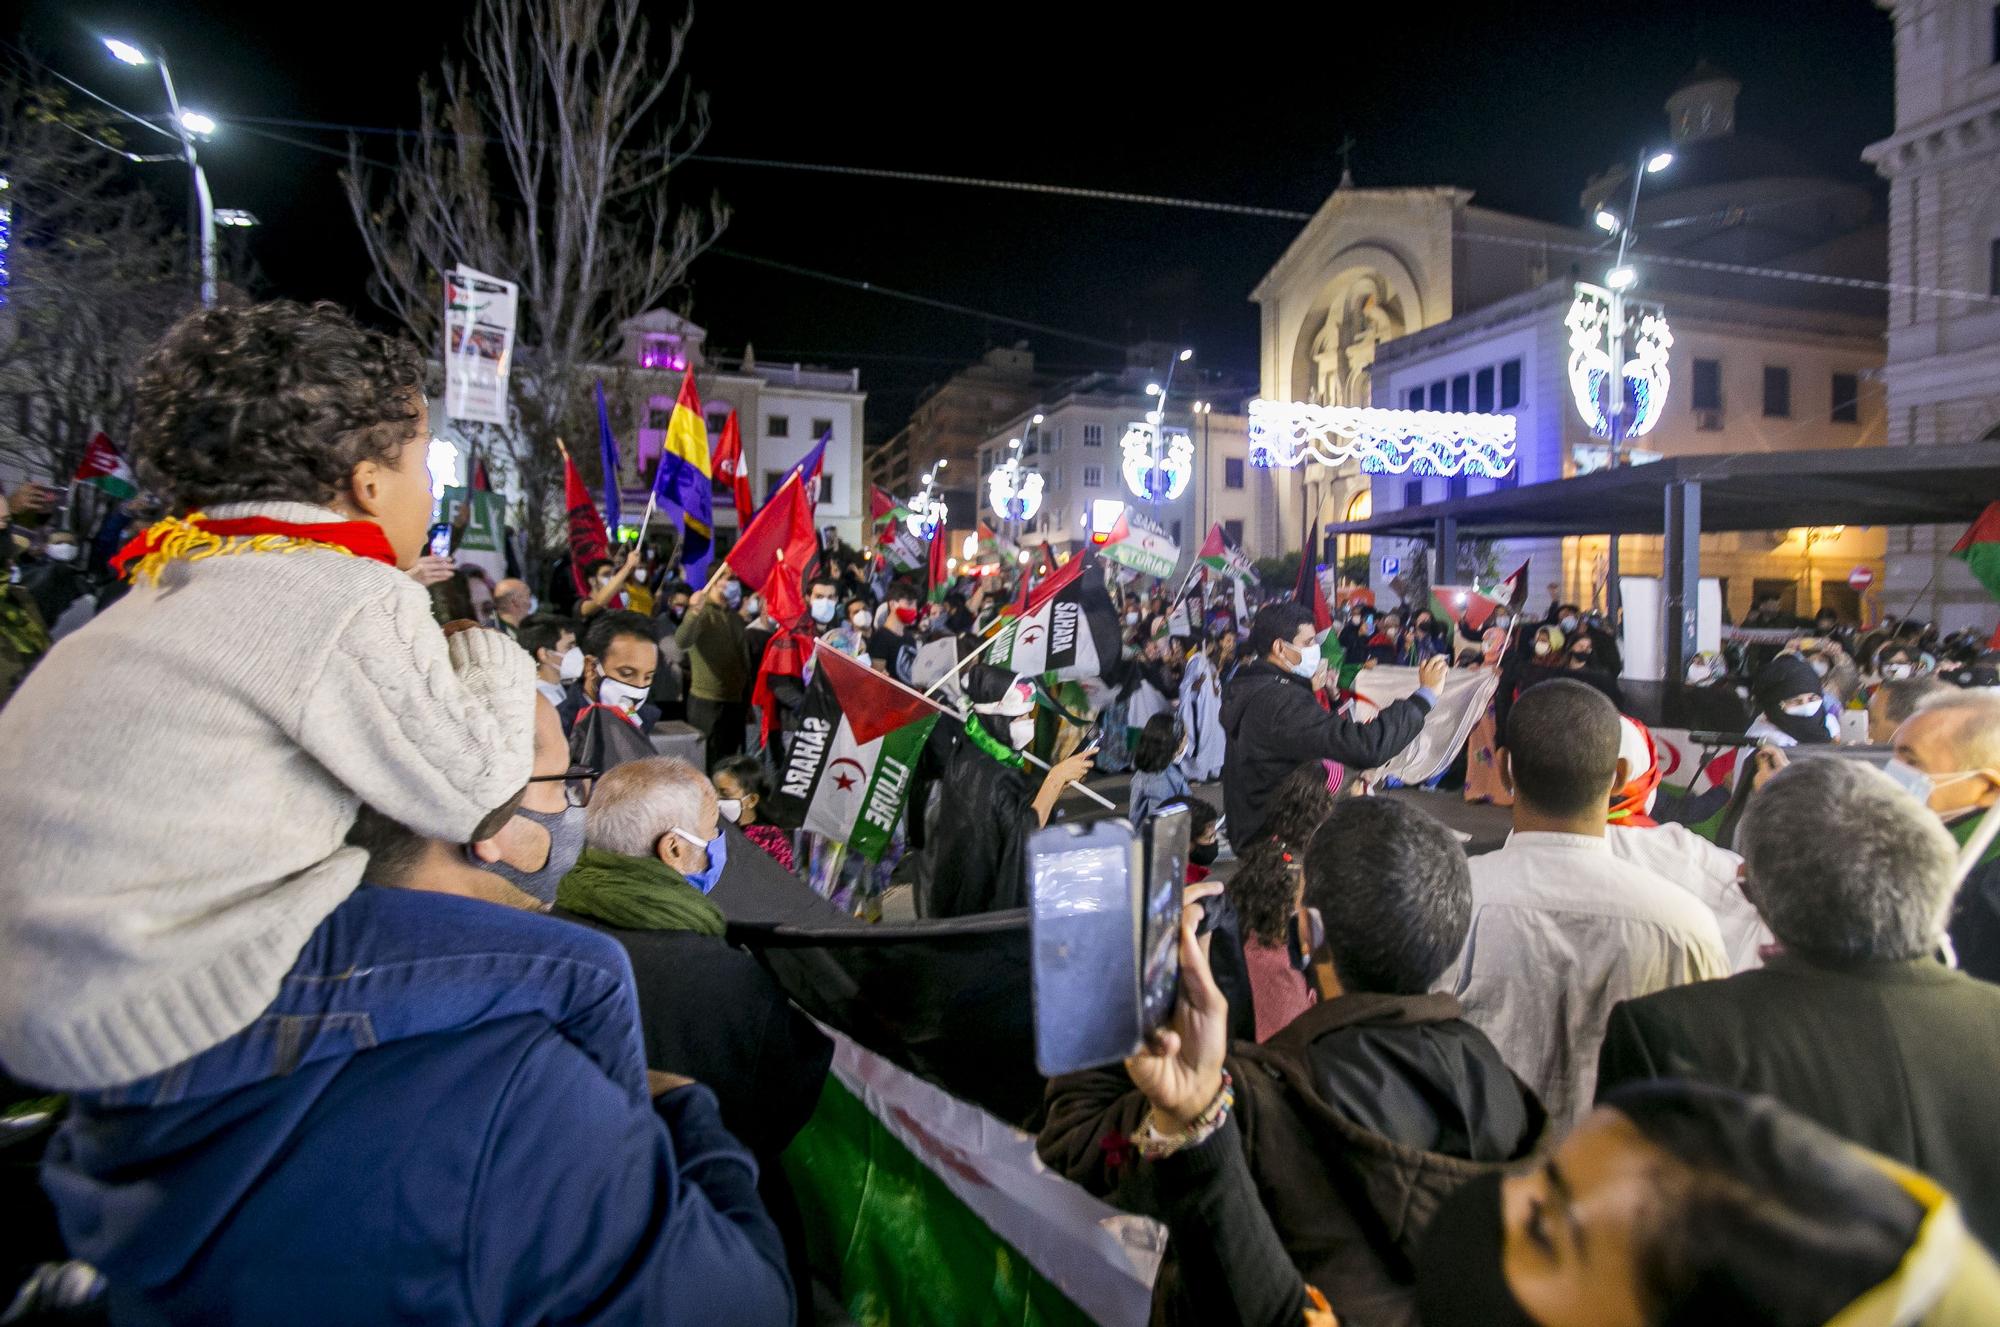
675, 825, 729, 895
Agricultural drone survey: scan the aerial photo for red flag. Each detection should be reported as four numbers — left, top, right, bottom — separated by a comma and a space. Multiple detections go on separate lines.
1495, 559, 1531, 613
563, 446, 610, 596
1310, 566, 1334, 633
712, 410, 754, 521
752, 628, 809, 748
927, 525, 951, 603
469, 448, 492, 493
727, 470, 816, 627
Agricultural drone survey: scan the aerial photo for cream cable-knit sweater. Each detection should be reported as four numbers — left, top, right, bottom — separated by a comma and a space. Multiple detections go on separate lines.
0, 501, 537, 1089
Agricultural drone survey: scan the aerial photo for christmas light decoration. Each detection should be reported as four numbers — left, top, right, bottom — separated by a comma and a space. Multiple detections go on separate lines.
986, 457, 1044, 521
1120, 422, 1194, 500
1565, 282, 1673, 442
0, 178, 10, 309
906, 462, 949, 539
1246, 401, 1518, 477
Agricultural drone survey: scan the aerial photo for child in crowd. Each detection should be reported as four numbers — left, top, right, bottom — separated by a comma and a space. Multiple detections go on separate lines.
713, 755, 795, 872
1183, 797, 1222, 884
1129, 713, 1192, 826
0, 300, 536, 1092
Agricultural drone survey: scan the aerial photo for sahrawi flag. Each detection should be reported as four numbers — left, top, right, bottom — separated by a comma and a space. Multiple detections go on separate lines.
1195, 522, 1255, 581
770, 645, 944, 861
74, 432, 137, 499
988, 552, 1120, 681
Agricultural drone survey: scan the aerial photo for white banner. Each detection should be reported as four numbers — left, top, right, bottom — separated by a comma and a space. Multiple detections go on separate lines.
1101, 511, 1180, 579
1350, 666, 1500, 787
443, 265, 518, 427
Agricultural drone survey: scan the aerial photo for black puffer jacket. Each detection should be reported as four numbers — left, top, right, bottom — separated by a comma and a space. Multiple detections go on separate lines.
1039, 992, 1545, 1327
1218, 661, 1429, 842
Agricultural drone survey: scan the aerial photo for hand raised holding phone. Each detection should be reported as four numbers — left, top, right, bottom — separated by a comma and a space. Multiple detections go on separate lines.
1124, 903, 1229, 1131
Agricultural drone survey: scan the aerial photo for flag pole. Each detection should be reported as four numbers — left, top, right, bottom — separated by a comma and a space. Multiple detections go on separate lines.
1015, 748, 1118, 810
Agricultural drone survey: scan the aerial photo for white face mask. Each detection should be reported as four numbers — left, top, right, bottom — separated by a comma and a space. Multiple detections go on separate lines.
45, 543, 79, 564
1533, 640, 1552, 657
1780, 697, 1823, 718
717, 797, 743, 823
598, 676, 651, 714
1882, 758, 1977, 810
1560, 615, 1578, 632
810, 597, 838, 624
1881, 663, 1913, 681
1286, 641, 1320, 680
745, 595, 763, 618
1124, 611, 1140, 626
851, 613, 870, 631
633, 568, 649, 585
1008, 714, 1037, 749
558, 645, 585, 683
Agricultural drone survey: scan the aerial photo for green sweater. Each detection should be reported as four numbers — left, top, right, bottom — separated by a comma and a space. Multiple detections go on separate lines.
673, 600, 750, 702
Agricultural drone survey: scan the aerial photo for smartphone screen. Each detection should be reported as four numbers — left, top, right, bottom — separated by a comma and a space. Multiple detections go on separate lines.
1140, 805, 1190, 1031
1027, 819, 1144, 1076
426, 522, 454, 559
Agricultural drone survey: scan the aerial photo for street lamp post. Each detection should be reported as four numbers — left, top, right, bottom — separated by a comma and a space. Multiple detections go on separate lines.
1595, 147, 1673, 629
106, 38, 218, 307
1141, 348, 1195, 518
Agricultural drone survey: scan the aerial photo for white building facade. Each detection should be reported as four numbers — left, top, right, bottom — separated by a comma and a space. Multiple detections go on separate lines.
1863, 0, 2000, 632
614, 311, 867, 547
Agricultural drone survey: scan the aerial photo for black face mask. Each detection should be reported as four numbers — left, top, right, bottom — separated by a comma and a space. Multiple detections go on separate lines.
1188, 840, 1220, 868
1414, 1171, 1540, 1327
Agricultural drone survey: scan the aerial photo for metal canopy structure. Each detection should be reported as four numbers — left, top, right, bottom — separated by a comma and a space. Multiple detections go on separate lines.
1327, 443, 2000, 710
1327, 444, 2000, 541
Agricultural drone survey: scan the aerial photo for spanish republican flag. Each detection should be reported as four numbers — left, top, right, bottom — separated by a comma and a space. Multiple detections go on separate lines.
652, 373, 714, 578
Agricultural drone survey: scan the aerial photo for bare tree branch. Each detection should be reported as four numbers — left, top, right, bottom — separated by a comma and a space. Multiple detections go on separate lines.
342, 0, 727, 571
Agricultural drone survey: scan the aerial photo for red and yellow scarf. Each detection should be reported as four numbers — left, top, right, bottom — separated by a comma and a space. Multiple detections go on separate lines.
113, 512, 398, 585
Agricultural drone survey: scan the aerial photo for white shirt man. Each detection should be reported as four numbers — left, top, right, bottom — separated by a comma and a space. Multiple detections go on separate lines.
1435, 680, 1728, 1133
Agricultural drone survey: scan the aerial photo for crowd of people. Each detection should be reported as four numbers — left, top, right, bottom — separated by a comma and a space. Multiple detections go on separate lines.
2, 297, 1999, 1325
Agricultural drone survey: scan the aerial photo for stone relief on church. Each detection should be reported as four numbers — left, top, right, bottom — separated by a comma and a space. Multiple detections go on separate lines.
1307, 276, 1405, 407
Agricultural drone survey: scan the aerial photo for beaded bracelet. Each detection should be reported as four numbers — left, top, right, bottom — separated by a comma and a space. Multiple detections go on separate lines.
1136, 1071, 1234, 1160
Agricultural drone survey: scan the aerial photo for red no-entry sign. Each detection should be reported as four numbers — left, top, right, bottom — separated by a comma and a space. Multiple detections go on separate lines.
1848, 566, 1874, 591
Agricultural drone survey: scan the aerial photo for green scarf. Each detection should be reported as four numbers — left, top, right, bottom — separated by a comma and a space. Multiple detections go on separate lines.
964, 714, 1027, 769
556, 847, 726, 935
1950, 811, 2000, 867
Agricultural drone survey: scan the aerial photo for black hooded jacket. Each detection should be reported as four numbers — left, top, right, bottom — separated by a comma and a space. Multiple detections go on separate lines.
1219, 661, 1430, 843
1039, 992, 1546, 1327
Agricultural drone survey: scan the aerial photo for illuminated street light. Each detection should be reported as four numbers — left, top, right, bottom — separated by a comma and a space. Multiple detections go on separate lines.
1177, 348, 1193, 362
1144, 383, 1161, 397
1593, 208, 1621, 233
103, 38, 148, 65
1645, 150, 1675, 173
105, 38, 218, 306
214, 208, 258, 228
1605, 264, 1639, 291
179, 109, 217, 137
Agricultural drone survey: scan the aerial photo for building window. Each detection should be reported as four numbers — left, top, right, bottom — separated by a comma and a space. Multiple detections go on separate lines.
1082, 423, 1104, 448
767, 414, 790, 437
1499, 359, 1523, 409
646, 405, 671, 430
1224, 457, 1245, 489
1991, 236, 2000, 297
1447, 475, 1469, 501
1170, 520, 1182, 545
810, 417, 833, 440
1046, 427, 1062, 452
1427, 381, 1447, 411
1405, 387, 1424, 410
1762, 366, 1791, 418
765, 470, 832, 504
1403, 480, 1424, 508
705, 411, 728, 436
1993, 1, 1999, 63
1474, 366, 1495, 413
1450, 374, 1472, 412
1492, 466, 1519, 491
1831, 372, 1860, 424
1223, 518, 1244, 547
1082, 464, 1103, 488
1692, 358, 1722, 411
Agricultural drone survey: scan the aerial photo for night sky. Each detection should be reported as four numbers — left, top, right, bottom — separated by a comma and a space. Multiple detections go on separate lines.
13, 0, 1893, 439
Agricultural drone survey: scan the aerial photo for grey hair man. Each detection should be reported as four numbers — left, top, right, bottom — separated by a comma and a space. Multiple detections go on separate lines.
1891, 688, 2000, 982
565, 756, 728, 908
1597, 756, 2000, 1253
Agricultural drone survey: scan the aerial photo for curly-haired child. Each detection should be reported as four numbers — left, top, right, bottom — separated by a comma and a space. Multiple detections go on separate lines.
0, 301, 536, 1091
